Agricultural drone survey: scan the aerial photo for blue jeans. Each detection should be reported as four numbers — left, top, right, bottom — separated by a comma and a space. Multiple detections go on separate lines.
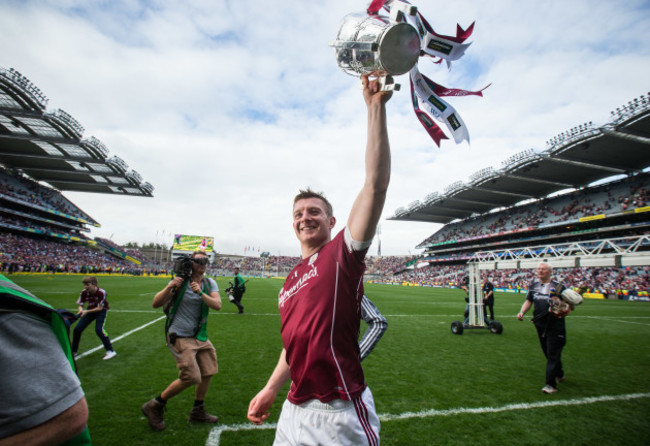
72, 309, 113, 353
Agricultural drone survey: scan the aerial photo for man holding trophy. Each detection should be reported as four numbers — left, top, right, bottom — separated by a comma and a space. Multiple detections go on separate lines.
246, 1, 483, 442
247, 72, 392, 445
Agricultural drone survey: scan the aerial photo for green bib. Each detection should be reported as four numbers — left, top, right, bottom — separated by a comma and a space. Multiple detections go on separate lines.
0, 274, 92, 445
165, 278, 210, 341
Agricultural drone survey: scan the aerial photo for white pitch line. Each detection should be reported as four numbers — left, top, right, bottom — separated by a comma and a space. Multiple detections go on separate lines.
582, 316, 650, 326
204, 392, 650, 446
75, 315, 166, 359
73, 311, 279, 359
109, 310, 160, 313
379, 392, 650, 420
206, 422, 277, 445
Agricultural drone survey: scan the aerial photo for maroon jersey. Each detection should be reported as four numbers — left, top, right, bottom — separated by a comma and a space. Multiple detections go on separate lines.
279, 228, 368, 405
77, 288, 109, 310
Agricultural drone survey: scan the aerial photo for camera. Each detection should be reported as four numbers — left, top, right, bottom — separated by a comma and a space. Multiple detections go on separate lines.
173, 255, 193, 280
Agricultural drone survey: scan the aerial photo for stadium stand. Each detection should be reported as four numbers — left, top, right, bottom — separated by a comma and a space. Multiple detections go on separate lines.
0, 232, 144, 275
416, 172, 648, 253
1, 65, 647, 299
0, 67, 155, 269
0, 67, 153, 197
208, 255, 302, 277
386, 93, 650, 297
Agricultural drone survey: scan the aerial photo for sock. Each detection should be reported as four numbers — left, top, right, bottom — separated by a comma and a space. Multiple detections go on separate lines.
193, 400, 204, 407
155, 395, 167, 405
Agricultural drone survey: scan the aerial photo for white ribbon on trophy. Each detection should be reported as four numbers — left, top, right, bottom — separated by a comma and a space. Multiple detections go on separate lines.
332, 0, 488, 146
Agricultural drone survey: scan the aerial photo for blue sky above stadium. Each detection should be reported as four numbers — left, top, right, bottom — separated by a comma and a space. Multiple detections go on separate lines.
1, 0, 649, 256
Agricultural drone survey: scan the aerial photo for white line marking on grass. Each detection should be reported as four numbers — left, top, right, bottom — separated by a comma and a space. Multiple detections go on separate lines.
379, 392, 650, 421
204, 392, 650, 446
108, 310, 282, 316
385, 314, 471, 318
110, 310, 160, 313
206, 423, 277, 445
582, 316, 650, 326
75, 316, 166, 359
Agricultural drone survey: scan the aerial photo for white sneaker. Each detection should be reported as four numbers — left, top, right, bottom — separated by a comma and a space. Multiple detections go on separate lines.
542, 385, 558, 394
103, 350, 117, 360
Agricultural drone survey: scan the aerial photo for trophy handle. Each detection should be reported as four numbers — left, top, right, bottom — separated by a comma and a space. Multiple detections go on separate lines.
378, 74, 400, 92
358, 74, 400, 92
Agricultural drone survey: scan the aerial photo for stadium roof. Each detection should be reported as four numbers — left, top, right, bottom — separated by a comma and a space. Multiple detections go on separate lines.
0, 67, 154, 197
390, 92, 650, 224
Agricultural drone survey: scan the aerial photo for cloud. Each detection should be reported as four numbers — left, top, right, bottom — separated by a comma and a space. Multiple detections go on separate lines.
1, 0, 649, 256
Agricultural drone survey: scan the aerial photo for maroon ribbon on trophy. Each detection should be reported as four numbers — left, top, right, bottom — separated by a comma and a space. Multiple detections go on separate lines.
368, 0, 488, 146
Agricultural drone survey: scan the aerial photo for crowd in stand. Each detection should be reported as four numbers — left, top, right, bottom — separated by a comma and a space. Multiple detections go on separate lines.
0, 169, 94, 222
124, 248, 149, 263
210, 255, 420, 277
95, 237, 151, 264
0, 213, 87, 239
209, 255, 301, 276
3, 155, 646, 297
419, 173, 649, 247
373, 262, 649, 297
0, 233, 144, 275
2, 230, 646, 297
366, 255, 418, 275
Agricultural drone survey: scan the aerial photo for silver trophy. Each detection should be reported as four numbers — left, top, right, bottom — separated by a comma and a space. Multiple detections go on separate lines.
330, 10, 421, 90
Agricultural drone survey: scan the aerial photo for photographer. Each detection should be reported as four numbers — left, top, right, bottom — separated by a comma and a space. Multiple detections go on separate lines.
228, 267, 245, 314
141, 250, 222, 431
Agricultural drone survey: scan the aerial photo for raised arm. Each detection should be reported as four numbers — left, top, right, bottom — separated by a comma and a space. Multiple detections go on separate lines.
347, 73, 393, 243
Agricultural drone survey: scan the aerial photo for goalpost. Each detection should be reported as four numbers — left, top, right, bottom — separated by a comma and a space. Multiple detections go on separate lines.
462, 234, 650, 329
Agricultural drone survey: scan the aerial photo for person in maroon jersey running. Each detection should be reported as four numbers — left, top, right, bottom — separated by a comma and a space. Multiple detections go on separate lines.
247, 72, 392, 445
72, 276, 116, 360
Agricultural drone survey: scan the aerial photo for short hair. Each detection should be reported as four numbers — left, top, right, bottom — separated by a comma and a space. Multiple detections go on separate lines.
538, 262, 552, 273
82, 276, 98, 286
293, 188, 333, 217
191, 250, 208, 259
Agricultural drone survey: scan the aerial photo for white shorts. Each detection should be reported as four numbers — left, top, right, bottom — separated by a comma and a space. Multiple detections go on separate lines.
273, 387, 380, 446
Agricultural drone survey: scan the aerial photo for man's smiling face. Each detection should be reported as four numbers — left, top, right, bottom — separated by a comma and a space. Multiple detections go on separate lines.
292, 197, 336, 248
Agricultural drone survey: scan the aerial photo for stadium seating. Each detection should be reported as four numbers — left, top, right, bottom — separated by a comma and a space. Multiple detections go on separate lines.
418, 173, 648, 247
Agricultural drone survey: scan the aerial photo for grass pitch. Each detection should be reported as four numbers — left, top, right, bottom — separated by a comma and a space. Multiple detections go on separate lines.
8, 274, 650, 446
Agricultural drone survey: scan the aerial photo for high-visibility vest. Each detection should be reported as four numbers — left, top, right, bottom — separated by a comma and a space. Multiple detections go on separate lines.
0, 273, 92, 445
165, 277, 211, 341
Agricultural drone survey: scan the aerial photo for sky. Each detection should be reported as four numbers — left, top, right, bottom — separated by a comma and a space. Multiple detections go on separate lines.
1, 0, 649, 257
